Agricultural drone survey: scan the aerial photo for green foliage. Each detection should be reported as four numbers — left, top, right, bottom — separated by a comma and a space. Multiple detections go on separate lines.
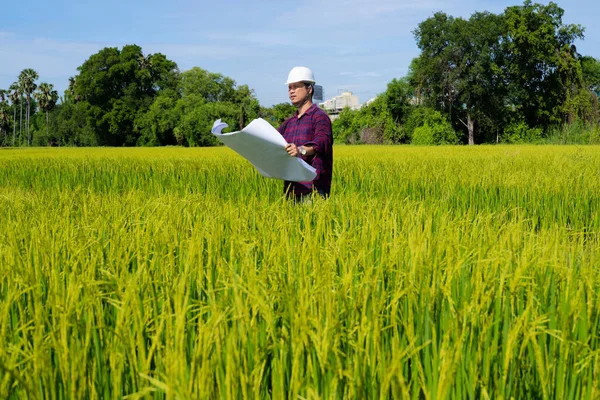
136, 90, 181, 146
562, 87, 598, 124
0, 101, 10, 144
410, 1, 597, 143
179, 67, 236, 102
18, 46, 261, 147
544, 121, 600, 144
260, 103, 296, 127
413, 10, 506, 144
176, 102, 239, 146
504, 1, 585, 128
581, 56, 600, 94
332, 96, 405, 144
384, 77, 414, 124
18, 68, 39, 145
32, 82, 60, 141
500, 121, 543, 144
410, 109, 459, 145
32, 101, 97, 146
235, 84, 261, 128
34, 83, 58, 114
360, 96, 402, 143
72, 45, 180, 145
332, 107, 360, 143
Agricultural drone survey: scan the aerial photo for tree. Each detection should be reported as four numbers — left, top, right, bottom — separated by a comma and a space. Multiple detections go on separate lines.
55, 101, 97, 146
34, 83, 59, 138
136, 90, 181, 146
410, 1, 593, 142
580, 56, 600, 121
18, 68, 39, 145
8, 83, 20, 146
179, 67, 236, 102
164, 68, 260, 146
332, 106, 361, 143
234, 84, 260, 128
331, 96, 402, 144
413, 11, 506, 144
0, 89, 10, 144
384, 77, 414, 125
503, 1, 585, 128
260, 103, 296, 127
581, 57, 600, 93
66, 76, 81, 104
73, 45, 179, 145
410, 109, 459, 145
581, 56, 600, 119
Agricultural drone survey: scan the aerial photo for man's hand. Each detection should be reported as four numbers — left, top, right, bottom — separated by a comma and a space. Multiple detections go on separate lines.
285, 143, 300, 157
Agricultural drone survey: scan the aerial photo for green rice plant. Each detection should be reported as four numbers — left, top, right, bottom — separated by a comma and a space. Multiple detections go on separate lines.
0, 145, 598, 399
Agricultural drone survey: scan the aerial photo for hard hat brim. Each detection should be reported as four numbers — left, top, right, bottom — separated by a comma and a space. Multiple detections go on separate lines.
285, 80, 316, 85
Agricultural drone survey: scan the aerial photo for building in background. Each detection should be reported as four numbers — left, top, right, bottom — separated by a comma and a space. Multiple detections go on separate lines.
313, 84, 323, 104
319, 91, 360, 120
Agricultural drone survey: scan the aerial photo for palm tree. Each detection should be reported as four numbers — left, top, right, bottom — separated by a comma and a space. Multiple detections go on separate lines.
8, 83, 20, 146
18, 68, 39, 146
67, 76, 81, 104
0, 89, 9, 144
34, 83, 59, 138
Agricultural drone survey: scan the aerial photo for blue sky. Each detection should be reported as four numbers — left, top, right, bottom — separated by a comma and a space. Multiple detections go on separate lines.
1, 0, 598, 107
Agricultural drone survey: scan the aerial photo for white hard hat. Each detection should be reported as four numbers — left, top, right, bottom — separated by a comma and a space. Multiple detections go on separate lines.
286, 66, 315, 85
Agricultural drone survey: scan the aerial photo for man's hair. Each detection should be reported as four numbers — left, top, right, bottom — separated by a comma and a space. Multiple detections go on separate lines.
304, 82, 314, 99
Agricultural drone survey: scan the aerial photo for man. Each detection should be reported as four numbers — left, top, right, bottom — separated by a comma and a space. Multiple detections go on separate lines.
279, 66, 333, 201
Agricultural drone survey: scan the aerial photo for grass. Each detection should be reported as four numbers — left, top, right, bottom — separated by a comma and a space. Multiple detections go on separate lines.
543, 122, 600, 145
0, 145, 599, 399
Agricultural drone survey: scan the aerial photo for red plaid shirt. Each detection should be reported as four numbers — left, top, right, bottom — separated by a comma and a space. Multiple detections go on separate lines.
278, 104, 333, 196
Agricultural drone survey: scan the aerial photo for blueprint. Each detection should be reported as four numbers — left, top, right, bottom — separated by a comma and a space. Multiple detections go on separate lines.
211, 118, 317, 182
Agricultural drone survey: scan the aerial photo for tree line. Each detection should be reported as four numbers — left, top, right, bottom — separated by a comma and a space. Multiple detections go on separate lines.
334, 1, 600, 145
0, 69, 58, 146
0, 44, 268, 147
1, 1, 599, 147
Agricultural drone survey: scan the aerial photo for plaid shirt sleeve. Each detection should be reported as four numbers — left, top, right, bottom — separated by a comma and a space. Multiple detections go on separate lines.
304, 112, 332, 155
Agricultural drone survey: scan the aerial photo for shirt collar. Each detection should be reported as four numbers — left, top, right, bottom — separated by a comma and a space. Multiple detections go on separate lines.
294, 103, 318, 119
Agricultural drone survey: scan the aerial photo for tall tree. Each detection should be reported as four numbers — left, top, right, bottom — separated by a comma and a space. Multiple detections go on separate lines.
179, 67, 237, 102
0, 90, 9, 144
73, 45, 179, 145
8, 83, 20, 146
67, 76, 81, 104
34, 83, 59, 138
260, 103, 296, 127
413, 11, 506, 144
384, 77, 415, 125
503, 1, 584, 127
581, 56, 600, 95
18, 68, 39, 145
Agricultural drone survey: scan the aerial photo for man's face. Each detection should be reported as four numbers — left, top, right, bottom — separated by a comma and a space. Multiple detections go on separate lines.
288, 82, 308, 106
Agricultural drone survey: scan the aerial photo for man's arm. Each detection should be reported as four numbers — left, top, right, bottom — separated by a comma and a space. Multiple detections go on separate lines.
303, 114, 332, 155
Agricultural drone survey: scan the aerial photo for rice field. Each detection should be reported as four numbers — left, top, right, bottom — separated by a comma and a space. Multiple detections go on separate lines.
0, 145, 599, 399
